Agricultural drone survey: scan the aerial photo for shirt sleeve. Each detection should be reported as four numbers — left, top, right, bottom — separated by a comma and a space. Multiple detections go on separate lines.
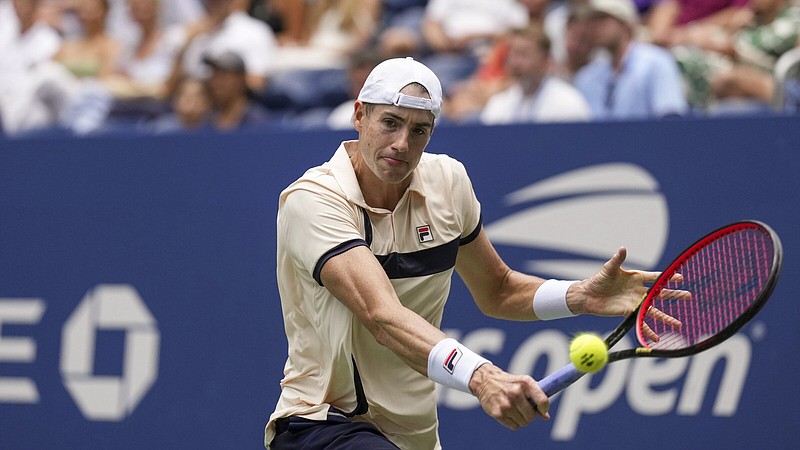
278, 185, 367, 283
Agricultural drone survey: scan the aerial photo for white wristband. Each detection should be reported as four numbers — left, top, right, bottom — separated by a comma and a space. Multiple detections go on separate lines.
427, 338, 491, 394
533, 279, 578, 320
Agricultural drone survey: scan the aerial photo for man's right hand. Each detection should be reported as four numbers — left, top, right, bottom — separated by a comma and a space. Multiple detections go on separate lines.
468, 364, 550, 430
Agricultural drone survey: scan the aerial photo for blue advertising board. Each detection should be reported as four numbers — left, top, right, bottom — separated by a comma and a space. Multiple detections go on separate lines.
1, 115, 798, 449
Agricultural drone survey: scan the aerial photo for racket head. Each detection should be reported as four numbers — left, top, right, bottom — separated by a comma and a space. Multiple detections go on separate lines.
635, 220, 782, 357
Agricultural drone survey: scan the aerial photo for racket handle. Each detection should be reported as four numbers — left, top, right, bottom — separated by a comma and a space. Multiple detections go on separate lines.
537, 362, 585, 397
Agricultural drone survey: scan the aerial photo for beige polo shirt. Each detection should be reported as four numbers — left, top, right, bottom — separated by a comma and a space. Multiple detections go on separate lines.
266, 141, 482, 450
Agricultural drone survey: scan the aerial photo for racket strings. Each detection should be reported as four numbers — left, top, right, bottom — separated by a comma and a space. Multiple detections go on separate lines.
642, 228, 774, 350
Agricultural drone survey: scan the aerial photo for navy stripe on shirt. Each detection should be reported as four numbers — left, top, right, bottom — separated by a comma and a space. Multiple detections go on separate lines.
313, 216, 482, 285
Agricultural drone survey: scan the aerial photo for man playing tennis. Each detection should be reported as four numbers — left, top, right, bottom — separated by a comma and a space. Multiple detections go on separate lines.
265, 57, 658, 450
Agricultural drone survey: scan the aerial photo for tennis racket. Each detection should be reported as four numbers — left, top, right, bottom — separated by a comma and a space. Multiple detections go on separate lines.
537, 220, 783, 398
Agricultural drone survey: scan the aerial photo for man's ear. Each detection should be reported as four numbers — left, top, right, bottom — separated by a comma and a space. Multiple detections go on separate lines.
353, 101, 365, 132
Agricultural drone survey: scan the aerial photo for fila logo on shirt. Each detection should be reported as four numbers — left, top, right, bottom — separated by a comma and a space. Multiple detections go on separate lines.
416, 225, 434, 243
443, 347, 462, 374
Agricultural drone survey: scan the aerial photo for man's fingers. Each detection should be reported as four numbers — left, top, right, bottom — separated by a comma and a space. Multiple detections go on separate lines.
634, 271, 685, 283
641, 321, 659, 342
528, 379, 550, 419
657, 288, 691, 301
606, 246, 627, 270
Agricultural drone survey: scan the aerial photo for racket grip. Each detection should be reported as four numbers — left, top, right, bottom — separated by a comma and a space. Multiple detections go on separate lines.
537, 362, 585, 397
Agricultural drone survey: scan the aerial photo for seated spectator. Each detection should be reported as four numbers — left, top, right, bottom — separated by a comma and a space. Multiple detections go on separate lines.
102, 0, 188, 100
54, 0, 121, 79
1, 0, 124, 135
708, 0, 800, 109
553, 5, 594, 80
443, 0, 564, 122
150, 75, 211, 133
0, 0, 63, 134
203, 51, 271, 131
442, 38, 512, 123
271, 0, 381, 72
105, 0, 203, 54
167, 0, 277, 96
646, 0, 753, 49
419, 0, 530, 94
573, 0, 688, 119
544, 0, 587, 70
480, 23, 591, 124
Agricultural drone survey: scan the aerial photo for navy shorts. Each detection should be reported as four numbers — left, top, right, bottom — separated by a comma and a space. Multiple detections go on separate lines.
269, 410, 400, 450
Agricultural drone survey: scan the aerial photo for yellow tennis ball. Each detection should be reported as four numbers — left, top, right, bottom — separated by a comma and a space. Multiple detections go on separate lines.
569, 333, 608, 373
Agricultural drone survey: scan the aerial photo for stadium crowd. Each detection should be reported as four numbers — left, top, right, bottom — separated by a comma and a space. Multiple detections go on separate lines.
0, 0, 798, 137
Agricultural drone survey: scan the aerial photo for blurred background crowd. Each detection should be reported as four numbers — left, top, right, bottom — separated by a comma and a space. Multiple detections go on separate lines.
1, 0, 799, 137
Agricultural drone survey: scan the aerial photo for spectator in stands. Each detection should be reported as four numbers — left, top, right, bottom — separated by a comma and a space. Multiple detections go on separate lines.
553, 6, 594, 80
327, 47, 386, 130
708, 0, 800, 108
433, 0, 557, 122
420, 0, 530, 93
646, 0, 753, 49
271, 0, 381, 72
481, 23, 591, 124
102, 0, 188, 100
0, 0, 63, 134
54, 0, 121, 79
0, 0, 125, 135
544, 0, 587, 70
573, 0, 688, 119
644, 0, 756, 110
203, 50, 271, 131
105, 0, 203, 54
150, 75, 211, 133
166, 0, 277, 96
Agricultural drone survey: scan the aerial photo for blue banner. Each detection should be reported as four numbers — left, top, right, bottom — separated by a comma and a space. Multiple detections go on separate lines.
1, 115, 798, 449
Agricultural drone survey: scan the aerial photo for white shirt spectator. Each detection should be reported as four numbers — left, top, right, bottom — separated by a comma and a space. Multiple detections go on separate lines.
480, 76, 591, 124
181, 11, 277, 81
0, 2, 64, 134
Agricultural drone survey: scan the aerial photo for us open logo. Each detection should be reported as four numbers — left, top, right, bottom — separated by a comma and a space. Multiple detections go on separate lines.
417, 225, 434, 243
484, 163, 669, 279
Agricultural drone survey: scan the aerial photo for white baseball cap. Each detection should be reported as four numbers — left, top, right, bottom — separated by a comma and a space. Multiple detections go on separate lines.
357, 57, 443, 119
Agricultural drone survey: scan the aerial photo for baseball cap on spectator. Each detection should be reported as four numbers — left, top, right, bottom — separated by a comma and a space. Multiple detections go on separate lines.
581, 0, 639, 25
357, 57, 443, 118
203, 51, 247, 73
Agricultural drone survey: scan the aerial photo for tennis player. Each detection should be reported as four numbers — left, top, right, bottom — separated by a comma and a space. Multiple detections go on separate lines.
265, 57, 658, 450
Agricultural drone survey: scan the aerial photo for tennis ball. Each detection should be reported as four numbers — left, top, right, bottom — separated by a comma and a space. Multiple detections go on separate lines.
569, 333, 608, 373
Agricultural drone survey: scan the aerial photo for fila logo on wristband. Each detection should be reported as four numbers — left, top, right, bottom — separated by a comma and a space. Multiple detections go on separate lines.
428, 338, 490, 394
443, 347, 462, 374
